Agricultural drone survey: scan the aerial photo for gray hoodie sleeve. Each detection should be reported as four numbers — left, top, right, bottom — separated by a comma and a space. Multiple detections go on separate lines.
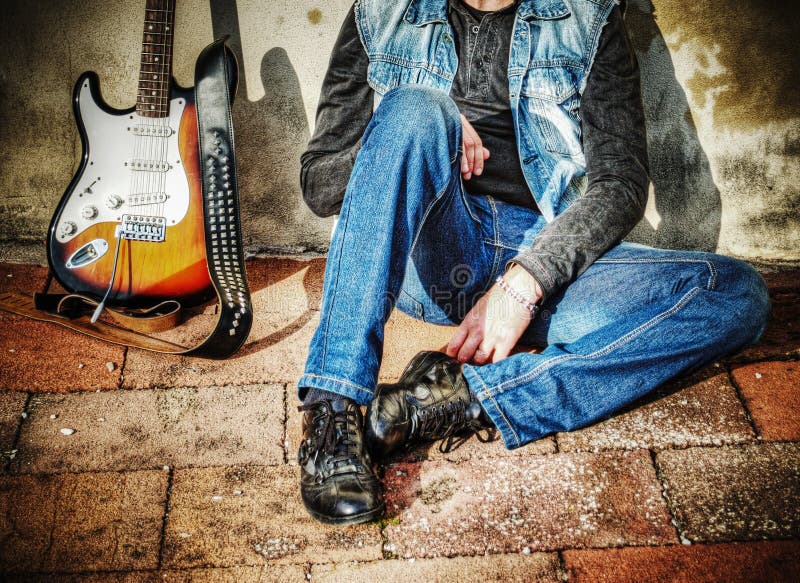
299, 5, 373, 218
509, 6, 650, 300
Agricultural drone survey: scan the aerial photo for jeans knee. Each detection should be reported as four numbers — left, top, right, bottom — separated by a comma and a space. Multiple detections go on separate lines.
371, 85, 461, 150
715, 255, 771, 341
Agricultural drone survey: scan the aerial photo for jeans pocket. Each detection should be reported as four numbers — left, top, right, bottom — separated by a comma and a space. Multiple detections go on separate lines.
395, 289, 425, 320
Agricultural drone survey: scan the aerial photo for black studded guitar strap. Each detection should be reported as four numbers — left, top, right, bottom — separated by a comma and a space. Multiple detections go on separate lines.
0, 39, 253, 359
187, 38, 252, 358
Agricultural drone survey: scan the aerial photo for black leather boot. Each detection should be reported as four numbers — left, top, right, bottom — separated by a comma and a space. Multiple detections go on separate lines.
365, 351, 495, 461
298, 397, 384, 525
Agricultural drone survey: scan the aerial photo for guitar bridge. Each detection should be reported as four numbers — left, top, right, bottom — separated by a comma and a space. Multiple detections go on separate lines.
117, 215, 166, 242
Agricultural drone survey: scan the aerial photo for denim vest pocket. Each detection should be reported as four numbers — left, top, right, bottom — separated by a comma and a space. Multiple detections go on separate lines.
520, 65, 582, 157
367, 59, 452, 95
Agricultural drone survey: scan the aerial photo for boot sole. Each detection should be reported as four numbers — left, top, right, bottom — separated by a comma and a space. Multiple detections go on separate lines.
304, 502, 386, 526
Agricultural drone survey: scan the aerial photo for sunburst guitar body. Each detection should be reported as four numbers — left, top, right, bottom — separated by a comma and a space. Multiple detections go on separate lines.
48, 0, 213, 308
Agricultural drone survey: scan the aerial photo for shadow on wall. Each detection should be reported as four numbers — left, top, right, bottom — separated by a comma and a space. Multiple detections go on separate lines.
624, 0, 721, 252
209, 0, 317, 252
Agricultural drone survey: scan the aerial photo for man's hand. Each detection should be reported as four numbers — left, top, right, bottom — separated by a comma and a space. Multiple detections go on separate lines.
446, 265, 542, 365
460, 114, 490, 180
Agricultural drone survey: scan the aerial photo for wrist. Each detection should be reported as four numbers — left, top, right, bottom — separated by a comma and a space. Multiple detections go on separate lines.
504, 264, 543, 303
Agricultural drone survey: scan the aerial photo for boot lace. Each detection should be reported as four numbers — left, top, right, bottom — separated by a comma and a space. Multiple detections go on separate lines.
299, 401, 360, 471
415, 399, 496, 454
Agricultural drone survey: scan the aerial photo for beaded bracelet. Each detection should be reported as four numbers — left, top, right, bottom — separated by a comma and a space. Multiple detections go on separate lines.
495, 275, 540, 316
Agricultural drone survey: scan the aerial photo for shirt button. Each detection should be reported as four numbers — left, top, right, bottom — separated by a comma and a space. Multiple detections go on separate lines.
472, 25, 479, 34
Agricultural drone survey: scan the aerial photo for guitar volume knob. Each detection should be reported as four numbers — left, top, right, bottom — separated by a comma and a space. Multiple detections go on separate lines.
60, 221, 78, 237
81, 205, 99, 220
106, 194, 124, 210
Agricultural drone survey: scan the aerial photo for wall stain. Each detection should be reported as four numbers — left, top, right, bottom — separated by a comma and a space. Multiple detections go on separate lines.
648, 0, 800, 129
307, 8, 322, 25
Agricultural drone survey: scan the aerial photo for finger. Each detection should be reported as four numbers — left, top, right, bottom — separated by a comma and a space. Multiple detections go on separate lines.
459, 115, 471, 175
491, 338, 515, 364
446, 324, 470, 358
457, 331, 483, 363
463, 135, 476, 179
472, 136, 485, 177
462, 118, 481, 176
472, 344, 493, 365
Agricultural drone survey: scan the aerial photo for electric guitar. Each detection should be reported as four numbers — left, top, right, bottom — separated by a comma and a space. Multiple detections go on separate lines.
47, 0, 213, 310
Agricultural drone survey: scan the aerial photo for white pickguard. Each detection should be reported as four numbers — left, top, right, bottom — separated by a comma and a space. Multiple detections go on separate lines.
55, 78, 191, 243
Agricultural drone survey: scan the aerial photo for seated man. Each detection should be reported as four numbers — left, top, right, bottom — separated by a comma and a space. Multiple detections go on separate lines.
296, 0, 770, 525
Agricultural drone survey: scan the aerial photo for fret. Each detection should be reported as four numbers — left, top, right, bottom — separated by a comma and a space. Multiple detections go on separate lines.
137, 0, 175, 114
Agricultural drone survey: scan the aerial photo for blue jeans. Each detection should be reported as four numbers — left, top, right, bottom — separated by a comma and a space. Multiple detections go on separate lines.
298, 85, 771, 449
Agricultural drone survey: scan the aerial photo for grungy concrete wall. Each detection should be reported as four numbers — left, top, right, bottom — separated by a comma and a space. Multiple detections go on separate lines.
0, 0, 798, 260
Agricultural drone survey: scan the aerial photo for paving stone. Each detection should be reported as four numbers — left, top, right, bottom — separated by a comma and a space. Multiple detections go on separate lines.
657, 443, 800, 542
0, 470, 167, 573
733, 273, 800, 362
0, 316, 125, 392
154, 565, 306, 582
285, 393, 555, 467
382, 450, 676, 558
0, 391, 27, 450
313, 552, 562, 582
732, 361, 800, 441
163, 465, 382, 568
245, 257, 325, 312
564, 540, 800, 583
4, 565, 307, 582
0, 263, 60, 295
12, 384, 285, 474
557, 369, 754, 452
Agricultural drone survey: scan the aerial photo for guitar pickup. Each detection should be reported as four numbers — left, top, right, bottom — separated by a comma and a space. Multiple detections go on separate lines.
117, 215, 166, 242
128, 125, 174, 138
127, 192, 168, 206
127, 159, 171, 172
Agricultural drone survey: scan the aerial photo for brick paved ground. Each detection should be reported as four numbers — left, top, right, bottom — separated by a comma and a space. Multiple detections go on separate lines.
0, 258, 798, 581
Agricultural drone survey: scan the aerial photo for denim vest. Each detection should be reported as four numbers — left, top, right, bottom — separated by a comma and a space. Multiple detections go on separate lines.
354, 0, 616, 221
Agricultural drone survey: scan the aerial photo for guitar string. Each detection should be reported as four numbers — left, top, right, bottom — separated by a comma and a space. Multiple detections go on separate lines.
143, 2, 171, 223
157, 1, 173, 222
158, 2, 174, 222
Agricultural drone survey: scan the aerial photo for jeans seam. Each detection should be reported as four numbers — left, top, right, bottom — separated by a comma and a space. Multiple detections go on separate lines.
593, 258, 717, 291
407, 179, 454, 259
299, 373, 374, 396
469, 366, 521, 447
407, 154, 463, 259
485, 196, 503, 280
318, 185, 357, 371
487, 286, 702, 395
460, 178, 481, 223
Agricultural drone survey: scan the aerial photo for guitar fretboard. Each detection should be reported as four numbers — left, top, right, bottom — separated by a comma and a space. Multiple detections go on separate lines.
136, 0, 176, 118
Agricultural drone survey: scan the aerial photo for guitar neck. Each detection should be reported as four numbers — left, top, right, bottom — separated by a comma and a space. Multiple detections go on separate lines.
136, 0, 177, 118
